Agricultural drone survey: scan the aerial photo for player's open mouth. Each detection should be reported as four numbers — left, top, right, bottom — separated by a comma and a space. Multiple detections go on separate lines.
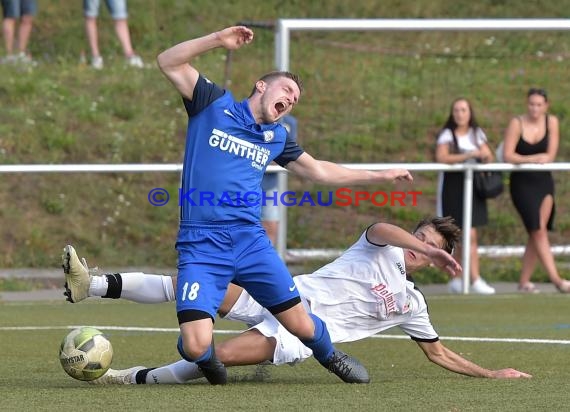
407, 251, 416, 260
275, 101, 287, 114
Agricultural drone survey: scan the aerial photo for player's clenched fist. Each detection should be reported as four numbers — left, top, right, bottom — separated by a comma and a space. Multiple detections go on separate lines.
215, 26, 254, 50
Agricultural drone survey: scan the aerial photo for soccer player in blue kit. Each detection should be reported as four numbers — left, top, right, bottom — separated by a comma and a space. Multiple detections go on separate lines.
90, 25, 412, 385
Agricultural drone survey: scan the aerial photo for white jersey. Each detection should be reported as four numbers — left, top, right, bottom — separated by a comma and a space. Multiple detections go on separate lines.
224, 228, 439, 365
295, 230, 438, 343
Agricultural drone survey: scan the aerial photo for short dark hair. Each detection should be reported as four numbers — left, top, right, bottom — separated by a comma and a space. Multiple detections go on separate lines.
249, 71, 304, 97
413, 216, 461, 254
527, 87, 548, 102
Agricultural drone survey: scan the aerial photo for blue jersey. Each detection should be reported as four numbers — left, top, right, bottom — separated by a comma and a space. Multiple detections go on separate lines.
261, 114, 298, 192
179, 75, 303, 223
281, 115, 298, 143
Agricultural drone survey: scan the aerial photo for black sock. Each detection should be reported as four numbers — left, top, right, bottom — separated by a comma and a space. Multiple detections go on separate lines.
102, 273, 122, 299
135, 368, 156, 384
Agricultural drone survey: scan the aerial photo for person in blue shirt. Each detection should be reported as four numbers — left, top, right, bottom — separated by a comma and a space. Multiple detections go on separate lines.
65, 25, 413, 386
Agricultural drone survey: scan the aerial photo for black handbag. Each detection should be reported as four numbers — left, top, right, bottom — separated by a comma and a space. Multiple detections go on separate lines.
473, 170, 504, 199
451, 129, 504, 199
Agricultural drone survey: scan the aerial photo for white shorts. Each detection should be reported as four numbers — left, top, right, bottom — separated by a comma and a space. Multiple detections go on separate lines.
223, 280, 438, 364
222, 287, 269, 327
222, 290, 313, 366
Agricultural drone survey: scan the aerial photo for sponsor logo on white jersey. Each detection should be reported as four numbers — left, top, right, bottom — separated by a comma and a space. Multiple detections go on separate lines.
371, 283, 396, 317
209, 128, 270, 170
396, 262, 406, 276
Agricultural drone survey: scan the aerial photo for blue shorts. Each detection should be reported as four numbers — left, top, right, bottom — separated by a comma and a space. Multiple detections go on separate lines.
175, 222, 299, 320
83, 0, 127, 19
1, 0, 36, 18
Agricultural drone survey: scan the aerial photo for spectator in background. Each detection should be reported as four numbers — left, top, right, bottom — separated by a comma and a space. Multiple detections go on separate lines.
1, 0, 36, 64
83, 0, 143, 69
261, 114, 298, 245
435, 98, 496, 295
503, 88, 570, 293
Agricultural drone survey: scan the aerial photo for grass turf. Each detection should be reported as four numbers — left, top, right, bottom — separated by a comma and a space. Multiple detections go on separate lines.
0, 293, 568, 411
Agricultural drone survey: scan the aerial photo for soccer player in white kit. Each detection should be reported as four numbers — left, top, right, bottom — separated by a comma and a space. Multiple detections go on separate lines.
63, 216, 531, 383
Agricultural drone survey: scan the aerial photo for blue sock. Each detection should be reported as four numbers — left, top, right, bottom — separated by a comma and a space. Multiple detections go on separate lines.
300, 313, 334, 365
177, 334, 213, 364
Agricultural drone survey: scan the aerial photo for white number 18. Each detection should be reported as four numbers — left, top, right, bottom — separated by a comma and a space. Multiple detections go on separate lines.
181, 282, 200, 301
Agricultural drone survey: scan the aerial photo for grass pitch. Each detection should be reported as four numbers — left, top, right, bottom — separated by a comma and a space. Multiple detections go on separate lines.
0, 293, 568, 411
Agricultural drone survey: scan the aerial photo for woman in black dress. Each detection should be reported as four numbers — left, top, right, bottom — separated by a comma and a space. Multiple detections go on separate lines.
435, 98, 496, 294
503, 88, 570, 293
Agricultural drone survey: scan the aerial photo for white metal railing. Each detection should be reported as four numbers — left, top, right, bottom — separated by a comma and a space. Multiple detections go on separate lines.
277, 163, 570, 294
3, 162, 570, 294
287, 245, 570, 261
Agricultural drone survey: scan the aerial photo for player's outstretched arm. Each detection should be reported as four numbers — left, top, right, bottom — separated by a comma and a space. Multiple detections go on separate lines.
286, 152, 413, 185
367, 222, 461, 276
157, 26, 254, 99
416, 340, 532, 379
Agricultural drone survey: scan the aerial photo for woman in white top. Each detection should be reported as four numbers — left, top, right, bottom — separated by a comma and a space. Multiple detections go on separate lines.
435, 98, 495, 295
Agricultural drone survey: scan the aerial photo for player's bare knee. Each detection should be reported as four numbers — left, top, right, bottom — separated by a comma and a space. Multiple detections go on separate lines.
180, 334, 212, 359
181, 341, 211, 360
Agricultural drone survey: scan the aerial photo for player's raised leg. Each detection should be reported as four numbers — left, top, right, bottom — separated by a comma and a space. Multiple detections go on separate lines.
88, 272, 175, 303
62, 245, 176, 303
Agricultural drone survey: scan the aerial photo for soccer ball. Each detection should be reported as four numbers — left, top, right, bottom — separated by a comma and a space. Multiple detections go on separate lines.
59, 327, 113, 381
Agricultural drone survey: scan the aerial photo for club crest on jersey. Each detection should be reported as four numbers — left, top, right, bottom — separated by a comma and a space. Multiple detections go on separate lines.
263, 130, 274, 142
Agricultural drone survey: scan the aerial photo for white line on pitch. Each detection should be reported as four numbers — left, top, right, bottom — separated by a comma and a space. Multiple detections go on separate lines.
369, 334, 570, 345
1, 325, 569, 345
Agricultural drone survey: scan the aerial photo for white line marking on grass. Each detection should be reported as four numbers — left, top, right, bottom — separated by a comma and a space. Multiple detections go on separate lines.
370, 334, 570, 345
0, 325, 240, 334
2, 326, 570, 345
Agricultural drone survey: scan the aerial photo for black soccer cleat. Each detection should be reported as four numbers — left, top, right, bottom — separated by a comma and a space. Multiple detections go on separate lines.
322, 350, 370, 384
197, 355, 227, 385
